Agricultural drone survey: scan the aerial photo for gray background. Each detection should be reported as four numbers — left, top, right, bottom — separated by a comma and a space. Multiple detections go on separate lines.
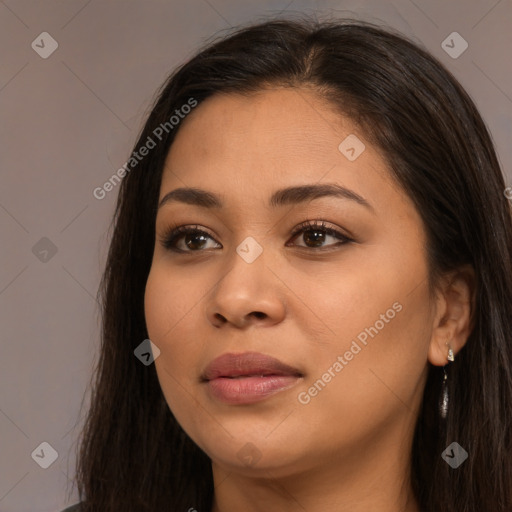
0, 0, 510, 510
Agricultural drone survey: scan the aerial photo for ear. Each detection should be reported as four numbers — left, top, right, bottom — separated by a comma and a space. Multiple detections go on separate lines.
427, 264, 476, 366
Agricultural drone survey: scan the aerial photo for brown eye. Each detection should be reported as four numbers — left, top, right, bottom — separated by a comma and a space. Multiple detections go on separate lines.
160, 225, 220, 252
288, 220, 352, 250
301, 228, 327, 247
160, 220, 352, 254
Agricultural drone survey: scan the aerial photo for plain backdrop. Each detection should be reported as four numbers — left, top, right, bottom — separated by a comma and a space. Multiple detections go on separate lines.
0, 0, 511, 510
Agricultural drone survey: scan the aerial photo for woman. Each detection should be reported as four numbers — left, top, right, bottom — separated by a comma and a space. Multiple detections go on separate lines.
64, 16, 512, 512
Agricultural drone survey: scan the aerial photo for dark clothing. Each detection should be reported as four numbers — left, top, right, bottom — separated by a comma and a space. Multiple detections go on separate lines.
61, 505, 81, 512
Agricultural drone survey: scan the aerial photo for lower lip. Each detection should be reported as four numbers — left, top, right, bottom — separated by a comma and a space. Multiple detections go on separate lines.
205, 375, 301, 404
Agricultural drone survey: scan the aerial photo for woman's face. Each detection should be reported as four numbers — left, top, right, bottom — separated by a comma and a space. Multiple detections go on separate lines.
144, 87, 437, 478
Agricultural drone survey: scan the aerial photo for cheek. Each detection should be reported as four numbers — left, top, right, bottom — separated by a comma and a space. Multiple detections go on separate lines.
144, 268, 206, 427
294, 248, 432, 426
144, 263, 205, 347
144, 270, 172, 344
143, 267, 202, 382
296, 282, 431, 438
144, 263, 185, 331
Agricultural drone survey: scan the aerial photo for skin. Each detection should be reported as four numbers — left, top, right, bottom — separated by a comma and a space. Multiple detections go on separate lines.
144, 87, 474, 512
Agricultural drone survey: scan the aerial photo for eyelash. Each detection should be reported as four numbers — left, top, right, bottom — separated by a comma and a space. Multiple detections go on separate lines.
159, 220, 353, 254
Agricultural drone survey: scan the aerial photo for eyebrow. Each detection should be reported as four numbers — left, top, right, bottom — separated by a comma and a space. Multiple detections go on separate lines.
157, 183, 374, 212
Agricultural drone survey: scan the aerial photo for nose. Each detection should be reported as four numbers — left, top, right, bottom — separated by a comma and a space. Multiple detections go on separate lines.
204, 246, 287, 329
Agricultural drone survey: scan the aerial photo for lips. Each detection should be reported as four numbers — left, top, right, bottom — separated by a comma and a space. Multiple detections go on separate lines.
201, 351, 303, 381
201, 352, 303, 405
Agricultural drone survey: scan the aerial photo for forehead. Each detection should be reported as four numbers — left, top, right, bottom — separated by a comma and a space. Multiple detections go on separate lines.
165, 88, 355, 168
159, 88, 405, 215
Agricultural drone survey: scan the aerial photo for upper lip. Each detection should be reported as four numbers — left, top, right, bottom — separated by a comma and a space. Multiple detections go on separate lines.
201, 351, 303, 381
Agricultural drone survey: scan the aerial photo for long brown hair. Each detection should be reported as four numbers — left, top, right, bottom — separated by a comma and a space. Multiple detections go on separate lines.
72, 16, 512, 511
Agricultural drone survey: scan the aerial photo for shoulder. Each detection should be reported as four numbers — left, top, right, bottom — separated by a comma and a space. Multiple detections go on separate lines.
60, 504, 82, 512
